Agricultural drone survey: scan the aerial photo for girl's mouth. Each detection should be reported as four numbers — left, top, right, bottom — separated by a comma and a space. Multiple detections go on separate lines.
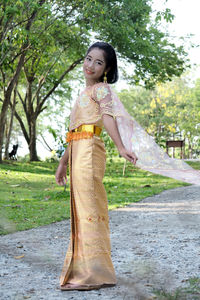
85, 69, 94, 75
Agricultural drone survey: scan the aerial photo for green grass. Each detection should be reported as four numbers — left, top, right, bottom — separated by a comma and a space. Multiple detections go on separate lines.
0, 159, 199, 235
0, 161, 70, 234
153, 277, 200, 299
185, 160, 200, 170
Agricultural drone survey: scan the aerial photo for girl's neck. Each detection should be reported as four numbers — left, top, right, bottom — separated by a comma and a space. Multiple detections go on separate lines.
85, 79, 101, 87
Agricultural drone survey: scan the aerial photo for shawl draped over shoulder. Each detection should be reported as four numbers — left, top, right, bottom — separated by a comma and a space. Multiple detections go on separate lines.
92, 82, 200, 186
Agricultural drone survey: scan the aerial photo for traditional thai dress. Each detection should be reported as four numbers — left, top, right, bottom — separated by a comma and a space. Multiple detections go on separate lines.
60, 82, 200, 289
60, 83, 117, 289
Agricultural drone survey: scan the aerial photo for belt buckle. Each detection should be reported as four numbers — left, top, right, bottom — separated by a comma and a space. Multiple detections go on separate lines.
83, 124, 94, 133
72, 124, 101, 134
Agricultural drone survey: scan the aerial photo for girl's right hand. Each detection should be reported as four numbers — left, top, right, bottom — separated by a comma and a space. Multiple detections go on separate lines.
119, 147, 138, 165
55, 163, 68, 186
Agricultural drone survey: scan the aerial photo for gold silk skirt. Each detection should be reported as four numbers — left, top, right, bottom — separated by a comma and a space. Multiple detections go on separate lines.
60, 136, 116, 288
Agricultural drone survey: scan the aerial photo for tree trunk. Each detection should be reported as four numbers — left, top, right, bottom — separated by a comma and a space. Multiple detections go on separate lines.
14, 110, 39, 161
29, 118, 39, 161
4, 85, 17, 159
188, 143, 192, 159
0, 94, 10, 161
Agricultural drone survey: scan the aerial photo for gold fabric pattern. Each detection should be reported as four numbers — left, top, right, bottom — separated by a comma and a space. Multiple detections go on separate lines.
60, 137, 117, 288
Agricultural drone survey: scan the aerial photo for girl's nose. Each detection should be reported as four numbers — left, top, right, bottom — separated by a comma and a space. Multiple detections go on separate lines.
88, 60, 94, 68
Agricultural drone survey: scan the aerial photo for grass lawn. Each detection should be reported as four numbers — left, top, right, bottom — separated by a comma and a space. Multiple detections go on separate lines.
0, 159, 199, 235
154, 277, 200, 299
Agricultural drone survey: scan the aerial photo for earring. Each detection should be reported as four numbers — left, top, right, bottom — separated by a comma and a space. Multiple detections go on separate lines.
103, 72, 107, 83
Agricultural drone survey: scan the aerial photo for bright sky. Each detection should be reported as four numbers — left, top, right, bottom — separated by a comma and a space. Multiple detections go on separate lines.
154, 0, 200, 67
17, 0, 200, 159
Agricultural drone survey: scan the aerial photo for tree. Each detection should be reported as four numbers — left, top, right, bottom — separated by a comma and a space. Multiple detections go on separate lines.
0, 0, 46, 162
0, 0, 190, 161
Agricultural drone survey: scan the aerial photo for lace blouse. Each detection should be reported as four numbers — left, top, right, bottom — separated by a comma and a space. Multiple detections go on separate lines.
69, 82, 114, 131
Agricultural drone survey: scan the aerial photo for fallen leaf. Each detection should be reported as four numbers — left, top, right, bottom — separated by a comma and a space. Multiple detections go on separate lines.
14, 254, 24, 259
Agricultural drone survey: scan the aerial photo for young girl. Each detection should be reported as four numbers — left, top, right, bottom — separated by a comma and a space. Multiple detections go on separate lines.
55, 41, 200, 291
55, 42, 138, 291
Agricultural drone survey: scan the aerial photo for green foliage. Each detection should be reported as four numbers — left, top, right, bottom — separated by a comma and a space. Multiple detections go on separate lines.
46, 125, 67, 158
119, 75, 200, 158
1, 0, 189, 88
0, 0, 48, 68
80, 0, 188, 88
101, 129, 118, 162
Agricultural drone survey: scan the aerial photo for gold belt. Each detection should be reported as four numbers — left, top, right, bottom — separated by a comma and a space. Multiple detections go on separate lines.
66, 124, 102, 143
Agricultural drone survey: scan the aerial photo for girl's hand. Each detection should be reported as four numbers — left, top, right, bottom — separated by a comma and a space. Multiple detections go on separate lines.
55, 163, 68, 186
119, 147, 138, 165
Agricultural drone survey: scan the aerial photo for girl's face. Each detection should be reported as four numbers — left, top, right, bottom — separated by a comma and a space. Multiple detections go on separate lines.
83, 48, 107, 86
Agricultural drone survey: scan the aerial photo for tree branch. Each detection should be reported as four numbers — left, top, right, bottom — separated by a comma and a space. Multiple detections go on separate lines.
32, 51, 64, 105
38, 57, 83, 113
14, 110, 30, 145
39, 134, 53, 151
39, 105, 47, 114
17, 90, 28, 116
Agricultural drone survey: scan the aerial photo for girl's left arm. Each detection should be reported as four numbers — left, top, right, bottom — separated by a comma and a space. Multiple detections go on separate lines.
102, 114, 138, 165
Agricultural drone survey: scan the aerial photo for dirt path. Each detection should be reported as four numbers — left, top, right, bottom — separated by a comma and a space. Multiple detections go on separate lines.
0, 185, 200, 300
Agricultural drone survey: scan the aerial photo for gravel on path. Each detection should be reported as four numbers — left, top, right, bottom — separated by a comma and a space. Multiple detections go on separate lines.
0, 185, 200, 300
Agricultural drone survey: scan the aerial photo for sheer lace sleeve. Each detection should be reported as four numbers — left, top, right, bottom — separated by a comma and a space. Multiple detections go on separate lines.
92, 83, 114, 118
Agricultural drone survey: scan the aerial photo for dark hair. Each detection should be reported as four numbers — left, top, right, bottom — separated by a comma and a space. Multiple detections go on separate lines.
86, 41, 119, 84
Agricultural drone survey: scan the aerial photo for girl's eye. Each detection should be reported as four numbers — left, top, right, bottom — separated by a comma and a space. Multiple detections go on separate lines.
86, 57, 91, 61
96, 62, 102, 65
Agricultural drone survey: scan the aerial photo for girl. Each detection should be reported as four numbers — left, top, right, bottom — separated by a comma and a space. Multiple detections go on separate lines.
55, 41, 200, 291
55, 42, 138, 291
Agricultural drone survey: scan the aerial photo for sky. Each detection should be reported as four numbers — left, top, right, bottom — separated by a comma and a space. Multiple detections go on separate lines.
16, 0, 200, 159
153, 0, 200, 69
